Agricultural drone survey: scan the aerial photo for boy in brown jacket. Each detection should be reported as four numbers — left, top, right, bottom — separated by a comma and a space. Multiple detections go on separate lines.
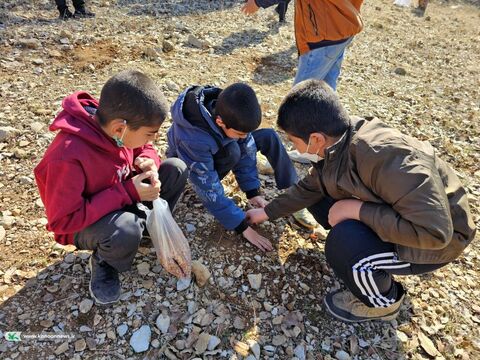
247, 80, 476, 322
242, 0, 363, 90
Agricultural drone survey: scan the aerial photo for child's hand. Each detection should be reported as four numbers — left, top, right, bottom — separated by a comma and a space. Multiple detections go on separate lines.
328, 199, 363, 227
132, 171, 161, 201
246, 208, 269, 225
248, 195, 268, 208
134, 157, 160, 186
242, 226, 273, 252
242, 0, 259, 14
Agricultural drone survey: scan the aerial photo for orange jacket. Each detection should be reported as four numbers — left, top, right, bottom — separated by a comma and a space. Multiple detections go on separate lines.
295, 0, 364, 54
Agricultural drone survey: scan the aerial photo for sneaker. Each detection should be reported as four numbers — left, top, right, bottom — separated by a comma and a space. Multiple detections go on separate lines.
292, 208, 318, 230
89, 253, 121, 305
257, 153, 274, 175
287, 149, 311, 164
58, 8, 74, 20
324, 289, 405, 322
74, 8, 95, 18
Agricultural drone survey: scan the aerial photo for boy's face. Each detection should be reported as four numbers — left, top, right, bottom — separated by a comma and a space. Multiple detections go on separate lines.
122, 124, 160, 149
287, 132, 327, 155
215, 116, 248, 139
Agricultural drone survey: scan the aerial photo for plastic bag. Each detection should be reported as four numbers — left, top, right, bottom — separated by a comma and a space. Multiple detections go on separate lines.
146, 198, 191, 279
393, 0, 411, 6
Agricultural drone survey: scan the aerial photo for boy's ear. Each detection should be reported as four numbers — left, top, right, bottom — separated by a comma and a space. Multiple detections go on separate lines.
215, 116, 225, 128
310, 132, 327, 148
109, 119, 127, 136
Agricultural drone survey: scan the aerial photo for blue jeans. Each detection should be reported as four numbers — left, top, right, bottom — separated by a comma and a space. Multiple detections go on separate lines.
293, 37, 353, 90
214, 128, 298, 189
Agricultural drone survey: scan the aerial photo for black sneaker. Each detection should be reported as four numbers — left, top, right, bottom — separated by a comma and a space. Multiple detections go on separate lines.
88, 253, 121, 305
74, 8, 95, 18
58, 8, 74, 20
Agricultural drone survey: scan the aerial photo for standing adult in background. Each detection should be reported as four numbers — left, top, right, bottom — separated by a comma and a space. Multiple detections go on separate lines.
242, 0, 364, 90
55, 0, 95, 20
276, 0, 291, 23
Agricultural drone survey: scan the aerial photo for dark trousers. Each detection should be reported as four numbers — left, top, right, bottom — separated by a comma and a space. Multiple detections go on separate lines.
55, 0, 85, 11
276, 0, 291, 22
308, 197, 448, 308
74, 158, 188, 272
214, 128, 298, 189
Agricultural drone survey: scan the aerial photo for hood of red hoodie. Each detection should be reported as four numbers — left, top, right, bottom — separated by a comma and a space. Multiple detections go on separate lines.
50, 91, 116, 153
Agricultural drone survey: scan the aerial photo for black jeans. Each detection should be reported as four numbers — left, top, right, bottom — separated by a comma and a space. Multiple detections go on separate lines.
308, 197, 448, 308
74, 158, 188, 272
55, 0, 85, 12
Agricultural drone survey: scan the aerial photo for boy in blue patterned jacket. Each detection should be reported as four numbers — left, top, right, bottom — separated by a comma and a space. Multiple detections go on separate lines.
167, 83, 301, 251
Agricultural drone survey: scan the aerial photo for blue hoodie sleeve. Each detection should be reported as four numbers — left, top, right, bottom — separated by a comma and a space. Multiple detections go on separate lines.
232, 133, 261, 194
255, 0, 279, 8
176, 140, 246, 231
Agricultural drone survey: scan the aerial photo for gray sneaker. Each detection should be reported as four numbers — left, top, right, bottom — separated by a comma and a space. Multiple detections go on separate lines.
88, 253, 121, 305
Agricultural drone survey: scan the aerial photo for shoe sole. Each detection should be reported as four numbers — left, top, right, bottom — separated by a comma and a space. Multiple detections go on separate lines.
88, 256, 120, 306
323, 295, 400, 323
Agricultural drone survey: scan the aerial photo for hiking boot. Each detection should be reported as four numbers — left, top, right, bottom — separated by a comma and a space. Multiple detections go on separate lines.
58, 8, 74, 20
293, 208, 318, 230
257, 153, 274, 175
287, 149, 311, 164
324, 289, 405, 322
74, 7, 95, 18
89, 253, 121, 305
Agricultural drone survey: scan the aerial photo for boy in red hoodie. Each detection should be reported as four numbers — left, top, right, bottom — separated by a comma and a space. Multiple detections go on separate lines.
34, 70, 188, 305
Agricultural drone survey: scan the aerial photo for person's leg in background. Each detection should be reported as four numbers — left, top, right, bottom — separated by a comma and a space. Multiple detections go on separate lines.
72, 0, 95, 18
55, 0, 74, 19
157, 157, 188, 212
322, 219, 447, 322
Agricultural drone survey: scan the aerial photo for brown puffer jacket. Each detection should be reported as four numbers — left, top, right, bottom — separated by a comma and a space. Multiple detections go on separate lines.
265, 117, 476, 264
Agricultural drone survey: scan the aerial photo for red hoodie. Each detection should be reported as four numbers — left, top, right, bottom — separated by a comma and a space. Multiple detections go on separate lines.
34, 91, 161, 245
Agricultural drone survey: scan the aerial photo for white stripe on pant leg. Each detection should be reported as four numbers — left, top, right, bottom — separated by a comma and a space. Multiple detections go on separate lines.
352, 253, 404, 308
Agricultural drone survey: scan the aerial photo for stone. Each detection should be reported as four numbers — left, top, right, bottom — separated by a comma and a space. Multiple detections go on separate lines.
32, 58, 44, 65
177, 277, 191, 291
79, 299, 93, 314
195, 332, 211, 354
143, 47, 158, 59
191, 261, 211, 287
40, 320, 53, 328
0, 126, 16, 142
117, 324, 128, 337
130, 325, 151, 353
137, 262, 150, 276
233, 341, 250, 356
186, 223, 196, 232
54, 342, 69, 355
394, 67, 407, 76
163, 40, 174, 53
187, 34, 208, 49
18, 38, 41, 49
335, 350, 351, 360
156, 314, 170, 334
247, 339, 261, 359
166, 80, 180, 92
74, 339, 86, 352
233, 316, 246, 330
175, 339, 186, 350
247, 274, 262, 290
151, 339, 160, 348
272, 335, 287, 346
294, 344, 306, 360
0, 226, 5, 242
207, 335, 221, 351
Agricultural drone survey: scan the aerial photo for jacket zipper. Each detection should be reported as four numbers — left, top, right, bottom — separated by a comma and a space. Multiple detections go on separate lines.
307, 4, 319, 36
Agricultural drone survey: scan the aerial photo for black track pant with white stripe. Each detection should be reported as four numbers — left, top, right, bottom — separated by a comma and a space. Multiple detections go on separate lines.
308, 198, 448, 308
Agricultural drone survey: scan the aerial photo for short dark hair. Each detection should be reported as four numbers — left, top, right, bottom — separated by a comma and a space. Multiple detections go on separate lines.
277, 80, 350, 142
215, 83, 261, 133
97, 70, 169, 130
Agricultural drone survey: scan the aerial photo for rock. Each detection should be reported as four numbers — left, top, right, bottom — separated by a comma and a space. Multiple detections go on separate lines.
32, 58, 44, 65
130, 325, 151, 353
233, 341, 250, 356
418, 332, 439, 357
0, 126, 16, 142
143, 47, 159, 59
233, 316, 246, 330
156, 314, 170, 334
17, 38, 41, 49
294, 344, 306, 360
272, 335, 287, 346
186, 223, 196, 233
187, 34, 209, 49
195, 332, 211, 354
86, 337, 96, 350
191, 261, 211, 287
166, 80, 180, 92
54, 342, 69, 355
247, 274, 262, 290
136, 262, 150, 276
177, 277, 191, 291
0, 226, 5, 242
163, 40, 175, 53
394, 67, 407, 76
335, 350, 351, 360
48, 49, 62, 58
247, 339, 261, 359
151, 339, 160, 348
79, 298, 93, 314
207, 335, 221, 351
117, 324, 128, 337
175, 339, 186, 350
74, 339, 86, 352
